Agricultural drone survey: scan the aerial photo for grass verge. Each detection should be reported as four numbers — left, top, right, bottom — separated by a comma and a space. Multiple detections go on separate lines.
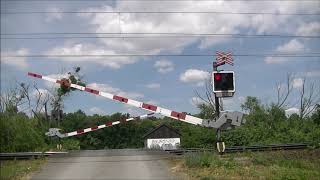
170, 149, 320, 180
0, 158, 47, 180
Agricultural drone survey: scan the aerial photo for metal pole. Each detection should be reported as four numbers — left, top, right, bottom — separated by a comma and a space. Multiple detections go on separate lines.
213, 63, 220, 124
213, 62, 223, 154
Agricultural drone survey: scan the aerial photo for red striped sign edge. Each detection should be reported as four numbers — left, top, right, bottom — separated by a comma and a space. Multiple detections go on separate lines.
28, 72, 42, 78
215, 51, 233, 65
142, 103, 158, 111
113, 95, 128, 103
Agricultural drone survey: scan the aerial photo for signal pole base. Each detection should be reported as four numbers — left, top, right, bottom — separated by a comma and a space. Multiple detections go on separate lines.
216, 141, 225, 155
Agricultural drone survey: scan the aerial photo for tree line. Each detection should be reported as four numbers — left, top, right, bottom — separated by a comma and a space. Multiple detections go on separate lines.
1, 97, 319, 152
1, 69, 319, 152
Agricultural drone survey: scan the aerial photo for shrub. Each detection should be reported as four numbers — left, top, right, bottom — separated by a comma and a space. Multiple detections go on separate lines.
0, 113, 45, 152
61, 139, 80, 150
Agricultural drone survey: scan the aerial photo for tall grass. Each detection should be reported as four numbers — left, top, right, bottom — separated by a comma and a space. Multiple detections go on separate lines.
0, 158, 46, 179
184, 152, 237, 169
181, 150, 320, 179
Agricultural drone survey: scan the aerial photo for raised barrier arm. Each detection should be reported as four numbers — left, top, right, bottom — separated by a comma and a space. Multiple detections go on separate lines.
28, 72, 245, 129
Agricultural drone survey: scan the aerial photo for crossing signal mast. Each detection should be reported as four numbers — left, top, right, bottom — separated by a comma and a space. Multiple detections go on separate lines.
27, 52, 244, 152
213, 51, 238, 153
213, 52, 236, 98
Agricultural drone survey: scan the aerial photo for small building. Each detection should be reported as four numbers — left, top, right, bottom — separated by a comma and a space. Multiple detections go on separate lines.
143, 124, 181, 150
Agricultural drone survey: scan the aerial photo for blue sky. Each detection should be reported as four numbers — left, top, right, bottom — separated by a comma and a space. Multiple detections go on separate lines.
1, 1, 320, 117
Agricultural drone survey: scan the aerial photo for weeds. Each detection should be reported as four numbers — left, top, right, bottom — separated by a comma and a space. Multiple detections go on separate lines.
0, 158, 46, 180
179, 150, 320, 179
184, 152, 238, 170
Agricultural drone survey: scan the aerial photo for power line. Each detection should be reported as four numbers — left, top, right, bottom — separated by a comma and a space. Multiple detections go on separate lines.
2, 11, 319, 16
1, 0, 319, 2
2, 35, 320, 39
2, 33, 319, 39
2, 53, 320, 58
3, 33, 317, 37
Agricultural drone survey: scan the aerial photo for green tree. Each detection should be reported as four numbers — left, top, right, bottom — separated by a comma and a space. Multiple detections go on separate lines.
241, 96, 261, 113
196, 103, 215, 119
311, 104, 320, 125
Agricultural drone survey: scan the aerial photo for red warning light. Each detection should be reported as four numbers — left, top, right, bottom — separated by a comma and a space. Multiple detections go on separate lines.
215, 73, 221, 81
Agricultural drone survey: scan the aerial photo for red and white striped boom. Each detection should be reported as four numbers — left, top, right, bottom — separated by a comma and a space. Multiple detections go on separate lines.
28, 72, 204, 126
45, 113, 154, 138
28, 72, 245, 132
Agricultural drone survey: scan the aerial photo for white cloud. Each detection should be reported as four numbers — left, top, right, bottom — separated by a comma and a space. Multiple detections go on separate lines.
265, 39, 305, 64
154, 60, 174, 73
285, 107, 299, 117
87, 82, 144, 99
265, 21, 320, 65
45, 7, 63, 22
276, 39, 305, 53
180, 69, 210, 86
89, 107, 106, 115
145, 83, 160, 89
292, 78, 304, 89
46, 43, 138, 69
264, 57, 289, 64
44, 1, 319, 68
31, 88, 53, 102
296, 22, 320, 36
1, 48, 29, 69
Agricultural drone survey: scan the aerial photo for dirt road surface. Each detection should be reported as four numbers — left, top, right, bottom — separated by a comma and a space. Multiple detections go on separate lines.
32, 149, 179, 180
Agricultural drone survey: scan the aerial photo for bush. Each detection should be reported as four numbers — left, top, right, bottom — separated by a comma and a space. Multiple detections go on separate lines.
222, 103, 320, 146
61, 139, 80, 150
0, 113, 45, 152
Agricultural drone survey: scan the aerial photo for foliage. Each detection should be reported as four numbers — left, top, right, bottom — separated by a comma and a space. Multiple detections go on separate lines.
195, 103, 216, 119
222, 97, 320, 147
0, 113, 46, 153
185, 152, 218, 168
1, 93, 319, 152
179, 150, 320, 179
57, 67, 86, 96
61, 139, 80, 150
311, 104, 320, 125
240, 96, 261, 113
0, 158, 47, 180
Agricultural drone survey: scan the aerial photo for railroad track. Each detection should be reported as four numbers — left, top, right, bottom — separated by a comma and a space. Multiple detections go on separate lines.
165, 143, 308, 155
0, 152, 68, 160
0, 144, 308, 160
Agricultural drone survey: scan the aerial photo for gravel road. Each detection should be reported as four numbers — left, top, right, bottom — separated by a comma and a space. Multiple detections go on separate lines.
32, 149, 179, 180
